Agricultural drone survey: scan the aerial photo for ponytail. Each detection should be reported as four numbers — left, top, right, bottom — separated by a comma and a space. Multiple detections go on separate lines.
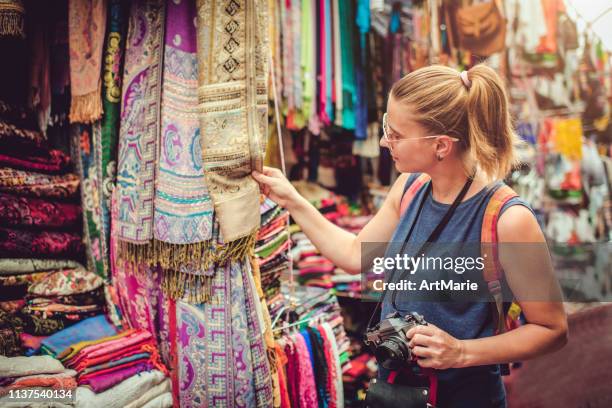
390, 63, 520, 180
464, 65, 520, 180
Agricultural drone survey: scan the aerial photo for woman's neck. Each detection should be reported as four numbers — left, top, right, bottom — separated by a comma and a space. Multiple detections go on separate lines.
427, 161, 487, 204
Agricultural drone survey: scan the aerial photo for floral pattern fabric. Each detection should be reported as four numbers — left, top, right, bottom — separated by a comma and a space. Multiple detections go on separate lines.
0, 192, 81, 229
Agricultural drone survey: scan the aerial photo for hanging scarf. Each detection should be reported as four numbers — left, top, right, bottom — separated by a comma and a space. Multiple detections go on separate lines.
72, 0, 126, 280
68, 0, 106, 123
195, 0, 268, 244
0, 167, 80, 199
0, 192, 81, 229
151, 0, 213, 278
0, 0, 24, 38
115, 0, 164, 243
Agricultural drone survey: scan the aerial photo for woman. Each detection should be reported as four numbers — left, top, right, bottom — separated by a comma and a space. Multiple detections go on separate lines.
252, 64, 568, 407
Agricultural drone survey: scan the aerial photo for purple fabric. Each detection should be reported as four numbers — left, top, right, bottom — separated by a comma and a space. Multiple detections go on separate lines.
78, 361, 153, 393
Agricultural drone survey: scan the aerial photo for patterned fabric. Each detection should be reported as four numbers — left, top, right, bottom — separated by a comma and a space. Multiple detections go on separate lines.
0, 227, 83, 259
72, 0, 127, 280
195, 0, 269, 243
115, 0, 165, 244
0, 258, 83, 276
28, 268, 104, 297
0, 150, 70, 173
0, 119, 46, 148
0, 167, 79, 199
68, 0, 106, 123
176, 259, 273, 408
0, 193, 81, 229
292, 332, 319, 408
155, 0, 212, 248
0, 0, 25, 38
143, 0, 214, 281
0, 271, 49, 287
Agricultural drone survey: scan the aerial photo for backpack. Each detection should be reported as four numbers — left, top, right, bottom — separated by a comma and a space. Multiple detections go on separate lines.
399, 173, 523, 375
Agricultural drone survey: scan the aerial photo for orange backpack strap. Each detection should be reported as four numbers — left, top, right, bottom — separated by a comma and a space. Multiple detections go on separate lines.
481, 184, 519, 334
399, 173, 431, 216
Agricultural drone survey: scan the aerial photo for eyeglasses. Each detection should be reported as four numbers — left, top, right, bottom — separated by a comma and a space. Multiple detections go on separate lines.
382, 112, 459, 145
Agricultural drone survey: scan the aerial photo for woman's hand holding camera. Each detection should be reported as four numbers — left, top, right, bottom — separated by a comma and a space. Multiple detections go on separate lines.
407, 323, 466, 370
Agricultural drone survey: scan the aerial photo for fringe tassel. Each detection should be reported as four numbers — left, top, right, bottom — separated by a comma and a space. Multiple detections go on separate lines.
117, 232, 258, 303
0, 10, 24, 38
69, 84, 104, 124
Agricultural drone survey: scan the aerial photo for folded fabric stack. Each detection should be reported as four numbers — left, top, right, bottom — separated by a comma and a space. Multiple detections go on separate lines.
0, 259, 88, 356
255, 198, 291, 299
0, 355, 77, 401
62, 329, 168, 394
21, 268, 107, 340
33, 314, 171, 407
0, 99, 83, 264
291, 230, 335, 289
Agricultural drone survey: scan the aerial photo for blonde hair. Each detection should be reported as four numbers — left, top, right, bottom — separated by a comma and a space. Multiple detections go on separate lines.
390, 64, 520, 180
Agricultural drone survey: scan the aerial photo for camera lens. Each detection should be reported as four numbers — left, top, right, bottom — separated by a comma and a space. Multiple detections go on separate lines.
375, 337, 411, 370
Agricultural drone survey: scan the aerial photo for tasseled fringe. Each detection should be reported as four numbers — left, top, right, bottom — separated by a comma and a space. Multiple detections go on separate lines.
69, 85, 104, 124
0, 10, 24, 38
117, 233, 257, 302
161, 268, 214, 304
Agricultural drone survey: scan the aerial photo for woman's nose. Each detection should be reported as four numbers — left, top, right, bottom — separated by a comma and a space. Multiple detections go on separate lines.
379, 136, 390, 150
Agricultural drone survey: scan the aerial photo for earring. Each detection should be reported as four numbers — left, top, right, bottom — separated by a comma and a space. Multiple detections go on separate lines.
436, 154, 443, 161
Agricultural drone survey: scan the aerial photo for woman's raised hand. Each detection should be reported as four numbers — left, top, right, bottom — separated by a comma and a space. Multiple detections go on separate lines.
252, 166, 302, 209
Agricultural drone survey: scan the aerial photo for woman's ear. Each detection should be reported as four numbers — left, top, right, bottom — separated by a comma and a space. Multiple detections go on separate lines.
434, 137, 454, 161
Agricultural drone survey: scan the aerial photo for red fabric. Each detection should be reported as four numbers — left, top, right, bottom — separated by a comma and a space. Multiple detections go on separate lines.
0, 193, 81, 228
0, 227, 83, 259
72, 342, 152, 371
0, 150, 71, 173
77, 358, 150, 383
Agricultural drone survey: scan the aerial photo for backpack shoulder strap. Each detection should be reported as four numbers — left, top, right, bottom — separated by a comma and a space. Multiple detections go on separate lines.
399, 173, 431, 216
481, 183, 518, 335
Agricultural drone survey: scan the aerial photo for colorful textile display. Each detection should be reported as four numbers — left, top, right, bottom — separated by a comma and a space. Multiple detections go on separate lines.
0, 150, 70, 174
0, 168, 79, 199
0, 0, 24, 38
28, 268, 103, 297
0, 227, 83, 259
255, 199, 291, 299
68, 0, 107, 123
58, 328, 167, 393
195, 0, 269, 243
0, 193, 81, 229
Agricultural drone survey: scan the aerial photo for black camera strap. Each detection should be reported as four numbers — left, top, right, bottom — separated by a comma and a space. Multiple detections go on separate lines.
366, 173, 475, 331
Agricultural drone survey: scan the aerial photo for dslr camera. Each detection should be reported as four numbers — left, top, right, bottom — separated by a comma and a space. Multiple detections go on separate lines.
364, 312, 427, 370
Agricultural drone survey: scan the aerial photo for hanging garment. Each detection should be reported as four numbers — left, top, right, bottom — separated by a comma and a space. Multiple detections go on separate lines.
153, 0, 213, 275
68, 0, 107, 123
115, 0, 164, 245
195, 0, 268, 243
73, 0, 128, 279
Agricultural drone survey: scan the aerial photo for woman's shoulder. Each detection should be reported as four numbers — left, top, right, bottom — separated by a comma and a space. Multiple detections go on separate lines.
494, 185, 543, 243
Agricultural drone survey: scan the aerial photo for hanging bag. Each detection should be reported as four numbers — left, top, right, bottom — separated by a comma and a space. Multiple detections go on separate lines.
454, 0, 506, 57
